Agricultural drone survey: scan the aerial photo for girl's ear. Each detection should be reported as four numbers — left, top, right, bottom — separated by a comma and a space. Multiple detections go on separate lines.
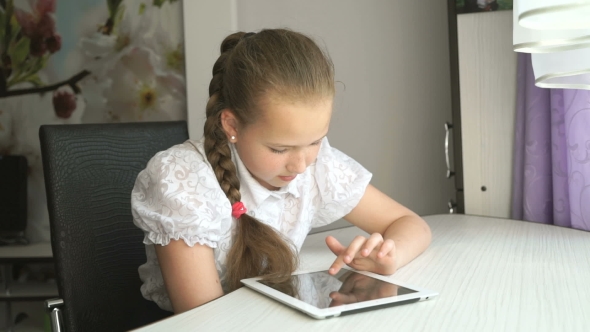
220, 109, 239, 142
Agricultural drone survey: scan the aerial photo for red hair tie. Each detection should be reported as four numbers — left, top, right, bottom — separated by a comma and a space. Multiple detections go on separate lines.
231, 201, 247, 219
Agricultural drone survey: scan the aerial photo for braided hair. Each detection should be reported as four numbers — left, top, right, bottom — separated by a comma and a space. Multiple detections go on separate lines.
204, 29, 334, 291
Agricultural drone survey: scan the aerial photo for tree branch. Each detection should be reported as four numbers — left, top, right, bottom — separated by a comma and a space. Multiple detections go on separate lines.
0, 70, 91, 98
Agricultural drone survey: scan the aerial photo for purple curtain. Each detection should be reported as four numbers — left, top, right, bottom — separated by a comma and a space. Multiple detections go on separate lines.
512, 53, 590, 231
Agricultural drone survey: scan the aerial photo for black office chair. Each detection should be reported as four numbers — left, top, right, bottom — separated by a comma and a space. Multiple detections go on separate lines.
39, 121, 189, 332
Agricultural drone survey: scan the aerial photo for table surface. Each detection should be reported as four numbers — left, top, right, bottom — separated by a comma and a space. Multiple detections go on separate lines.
134, 214, 590, 332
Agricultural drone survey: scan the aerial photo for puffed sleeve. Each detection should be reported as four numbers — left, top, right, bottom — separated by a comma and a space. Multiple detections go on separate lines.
312, 138, 372, 227
131, 143, 230, 248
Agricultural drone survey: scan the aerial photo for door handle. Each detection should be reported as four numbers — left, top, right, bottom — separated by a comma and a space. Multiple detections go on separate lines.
445, 122, 455, 179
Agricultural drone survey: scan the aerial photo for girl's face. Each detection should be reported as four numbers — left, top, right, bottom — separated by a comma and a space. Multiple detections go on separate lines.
228, 96, 332, 190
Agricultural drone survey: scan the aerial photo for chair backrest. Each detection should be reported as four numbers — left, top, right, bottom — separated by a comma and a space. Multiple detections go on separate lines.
39, 121, 189, 332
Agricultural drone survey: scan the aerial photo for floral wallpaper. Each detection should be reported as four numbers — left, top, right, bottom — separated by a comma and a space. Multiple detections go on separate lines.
0, 0, 186, 242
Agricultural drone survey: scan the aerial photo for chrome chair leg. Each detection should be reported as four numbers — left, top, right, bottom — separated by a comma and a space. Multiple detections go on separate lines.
45, 298, 64, 332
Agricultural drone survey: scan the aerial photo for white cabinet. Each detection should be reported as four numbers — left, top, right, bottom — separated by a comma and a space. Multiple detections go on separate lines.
456, 10, 518, 218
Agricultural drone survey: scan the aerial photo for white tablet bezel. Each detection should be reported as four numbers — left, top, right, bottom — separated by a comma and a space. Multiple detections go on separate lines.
241, 267, 438, 319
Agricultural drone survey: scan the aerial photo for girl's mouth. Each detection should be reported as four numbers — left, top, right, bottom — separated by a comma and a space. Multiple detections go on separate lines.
278, 175, 296, 181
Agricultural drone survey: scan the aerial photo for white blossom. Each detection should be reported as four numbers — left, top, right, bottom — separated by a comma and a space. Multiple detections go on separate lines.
102, 47, 184, 122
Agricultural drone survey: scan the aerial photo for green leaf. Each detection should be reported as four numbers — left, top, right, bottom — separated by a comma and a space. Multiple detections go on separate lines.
6, 53, 48, 87
38, 55, 48, 71
111, 4, 126, 35
107, 0, 123, 17
4, 0, 13, 24
8, 37, 29, 68
152, 0, 179, 9
24, 74, 43, 87
9, 11, 19, 33
7, 14, 21, 51
28, 54, 47, 74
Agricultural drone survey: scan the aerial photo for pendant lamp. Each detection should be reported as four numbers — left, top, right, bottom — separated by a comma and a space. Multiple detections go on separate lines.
513, 0, 590, 89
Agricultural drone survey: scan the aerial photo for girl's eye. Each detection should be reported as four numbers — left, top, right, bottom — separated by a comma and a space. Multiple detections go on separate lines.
270, 148, 287, 154
311, 140, 322, 146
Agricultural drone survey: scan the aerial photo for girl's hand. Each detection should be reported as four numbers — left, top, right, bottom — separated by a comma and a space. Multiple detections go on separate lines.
325, 234, 397, 276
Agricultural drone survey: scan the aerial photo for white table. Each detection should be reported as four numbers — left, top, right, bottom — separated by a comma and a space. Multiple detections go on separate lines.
134, 214, 590, 332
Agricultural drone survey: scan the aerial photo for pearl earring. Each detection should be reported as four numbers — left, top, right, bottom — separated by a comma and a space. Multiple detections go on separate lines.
231, 136, 236, 141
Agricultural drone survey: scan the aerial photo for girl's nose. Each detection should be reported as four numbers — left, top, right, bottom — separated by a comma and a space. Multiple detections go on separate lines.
287, 151, 307, 174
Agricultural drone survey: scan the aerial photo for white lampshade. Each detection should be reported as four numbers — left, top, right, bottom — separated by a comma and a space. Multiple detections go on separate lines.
513, 14, 590, 53
514, 0, 590, 89
531, 48, 590, 89
517, 0, 590, 30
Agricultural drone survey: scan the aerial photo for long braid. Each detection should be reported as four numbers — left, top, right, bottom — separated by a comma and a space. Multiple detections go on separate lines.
204, 32, 298, 291
204, 33, 244, 203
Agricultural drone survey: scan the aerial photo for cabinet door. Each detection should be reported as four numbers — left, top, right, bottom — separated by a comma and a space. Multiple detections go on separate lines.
457, 10, 517, 218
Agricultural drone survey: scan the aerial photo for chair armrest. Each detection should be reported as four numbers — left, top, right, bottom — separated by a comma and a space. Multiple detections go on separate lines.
45, 298, 65, 332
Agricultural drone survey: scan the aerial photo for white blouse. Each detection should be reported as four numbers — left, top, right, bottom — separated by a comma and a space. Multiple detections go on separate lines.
131, 137, 372, 311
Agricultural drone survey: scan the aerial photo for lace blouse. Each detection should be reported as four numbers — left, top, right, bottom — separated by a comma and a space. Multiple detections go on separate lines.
131, 137, 372, 311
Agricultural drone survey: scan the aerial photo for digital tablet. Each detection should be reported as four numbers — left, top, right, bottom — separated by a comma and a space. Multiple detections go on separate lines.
241, 268, 438, 319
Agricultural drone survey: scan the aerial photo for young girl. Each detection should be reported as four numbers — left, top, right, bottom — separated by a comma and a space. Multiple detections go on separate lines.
131, 29, 431, 314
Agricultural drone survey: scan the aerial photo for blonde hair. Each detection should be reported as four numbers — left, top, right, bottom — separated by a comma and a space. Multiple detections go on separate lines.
203, 29, 335, 291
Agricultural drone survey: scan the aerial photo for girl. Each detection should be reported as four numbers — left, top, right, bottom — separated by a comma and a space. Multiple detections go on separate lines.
131, 29, 431, 314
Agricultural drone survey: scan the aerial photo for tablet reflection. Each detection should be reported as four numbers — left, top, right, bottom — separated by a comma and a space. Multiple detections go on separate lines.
257, 270, 417, 309
259, 277, 300, 299
328, 270, 400, 307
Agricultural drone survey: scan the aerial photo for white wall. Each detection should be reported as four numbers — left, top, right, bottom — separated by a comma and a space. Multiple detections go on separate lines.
184, 1, 456, 221
183, 0, 237, 139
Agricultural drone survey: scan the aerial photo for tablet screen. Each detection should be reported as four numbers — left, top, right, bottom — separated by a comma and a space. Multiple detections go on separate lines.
258, 270, 417, 309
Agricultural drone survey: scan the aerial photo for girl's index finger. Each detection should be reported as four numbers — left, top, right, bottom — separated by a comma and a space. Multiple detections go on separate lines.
328, 255, 346, 275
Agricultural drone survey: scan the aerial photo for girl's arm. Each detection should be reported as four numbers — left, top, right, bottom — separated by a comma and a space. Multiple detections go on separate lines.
327, 184, 432, 275
155, 241, 224, 313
